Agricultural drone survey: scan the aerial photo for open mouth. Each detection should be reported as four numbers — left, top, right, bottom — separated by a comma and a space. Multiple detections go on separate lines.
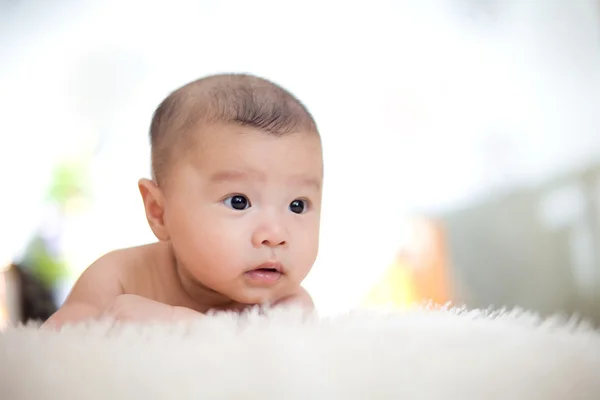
251, 261, 283, 274
244, 262, 284, 284
254, 267, 279, 273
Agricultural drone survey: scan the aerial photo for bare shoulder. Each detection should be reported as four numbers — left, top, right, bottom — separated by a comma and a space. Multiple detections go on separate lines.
45, 244, 160, 328
63, 245, 150, 306
44, 243, 163, 328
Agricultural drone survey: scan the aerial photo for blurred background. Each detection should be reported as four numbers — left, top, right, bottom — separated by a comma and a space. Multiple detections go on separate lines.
1, 0, 600, 326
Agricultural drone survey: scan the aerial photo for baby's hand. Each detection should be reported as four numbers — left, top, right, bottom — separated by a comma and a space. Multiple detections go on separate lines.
103, 294, 201, 323
274, 286, 315, 310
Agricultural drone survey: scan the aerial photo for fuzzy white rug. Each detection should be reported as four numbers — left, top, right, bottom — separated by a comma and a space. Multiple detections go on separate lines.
0, 306, 599, 399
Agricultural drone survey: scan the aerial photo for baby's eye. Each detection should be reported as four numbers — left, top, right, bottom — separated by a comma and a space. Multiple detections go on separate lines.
289, 199, 308, 214
224, 195, 251, 210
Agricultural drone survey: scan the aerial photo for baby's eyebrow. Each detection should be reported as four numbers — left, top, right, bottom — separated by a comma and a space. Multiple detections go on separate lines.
209, 169, 321, 191
209, 170, 256, 184
296, 177, 322, 192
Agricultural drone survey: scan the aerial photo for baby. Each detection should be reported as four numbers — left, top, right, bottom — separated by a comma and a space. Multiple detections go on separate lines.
45, 73, 323, 327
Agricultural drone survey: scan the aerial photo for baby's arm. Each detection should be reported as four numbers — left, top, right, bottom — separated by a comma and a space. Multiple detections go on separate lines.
43, 250, 126, 328
101, 294, 201, 322
44, 248, 202, 329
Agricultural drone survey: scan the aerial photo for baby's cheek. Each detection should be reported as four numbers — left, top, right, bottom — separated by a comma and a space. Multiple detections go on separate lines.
299, 226, 320, 261
198, 225, 245, 265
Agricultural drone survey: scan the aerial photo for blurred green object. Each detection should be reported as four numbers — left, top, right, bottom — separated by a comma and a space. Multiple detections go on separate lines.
46, 160, 90, 207
20, 158, 92, 287
21, 235, 68, 289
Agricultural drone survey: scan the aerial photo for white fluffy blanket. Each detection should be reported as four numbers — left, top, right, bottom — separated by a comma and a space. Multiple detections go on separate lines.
0, 306, 599, 399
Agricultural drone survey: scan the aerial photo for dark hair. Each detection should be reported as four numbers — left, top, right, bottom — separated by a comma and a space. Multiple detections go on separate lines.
149, 73, 318, 183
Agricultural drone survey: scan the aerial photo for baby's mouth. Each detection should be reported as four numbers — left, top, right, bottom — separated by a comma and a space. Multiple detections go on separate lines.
255, 267, 278, 272
244, 262, 284, 284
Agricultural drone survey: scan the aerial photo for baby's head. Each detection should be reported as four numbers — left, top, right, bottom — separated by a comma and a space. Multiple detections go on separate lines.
139, 73, 323, 306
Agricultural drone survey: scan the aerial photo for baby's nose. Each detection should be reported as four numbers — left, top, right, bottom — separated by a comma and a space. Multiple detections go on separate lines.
251, 221, 288, 248
260, 238, 287, 248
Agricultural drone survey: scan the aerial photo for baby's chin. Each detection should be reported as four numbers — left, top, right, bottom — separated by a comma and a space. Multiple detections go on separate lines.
223, 289, 282, 308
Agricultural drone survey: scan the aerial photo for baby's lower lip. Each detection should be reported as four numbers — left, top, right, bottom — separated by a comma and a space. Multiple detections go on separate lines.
244, 269, 282, 284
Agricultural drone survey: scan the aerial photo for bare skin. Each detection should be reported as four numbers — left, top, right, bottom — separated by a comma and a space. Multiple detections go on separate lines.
45, 121, 322, 329
44, 242, 313, 328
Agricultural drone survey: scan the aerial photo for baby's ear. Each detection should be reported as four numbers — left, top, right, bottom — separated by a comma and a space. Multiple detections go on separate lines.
138, 178, 170, 241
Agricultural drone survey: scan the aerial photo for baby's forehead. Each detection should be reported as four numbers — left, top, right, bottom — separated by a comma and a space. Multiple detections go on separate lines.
151, 73, 320, 184
190, 125, 322, 169
170, 126, 321, 184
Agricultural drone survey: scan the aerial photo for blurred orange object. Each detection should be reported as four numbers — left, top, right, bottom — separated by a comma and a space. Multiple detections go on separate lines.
363, 218, 452, 309
0, 266, 8, 330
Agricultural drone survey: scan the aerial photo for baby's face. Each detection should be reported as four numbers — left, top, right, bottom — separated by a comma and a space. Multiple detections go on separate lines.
163, 124, 323, 305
